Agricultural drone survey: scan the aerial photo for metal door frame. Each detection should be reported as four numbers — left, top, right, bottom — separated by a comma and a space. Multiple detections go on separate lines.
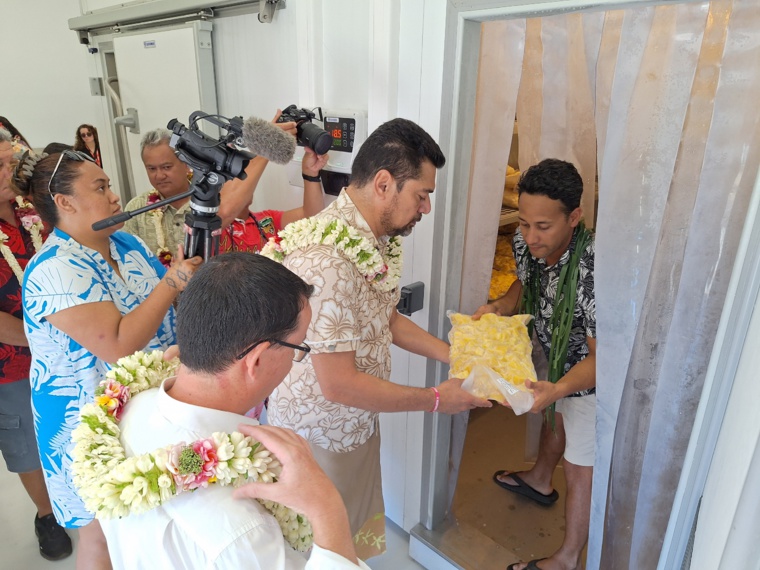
415, 1, 740, 569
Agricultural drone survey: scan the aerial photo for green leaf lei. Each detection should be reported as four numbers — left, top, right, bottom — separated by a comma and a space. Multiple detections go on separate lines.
520, 221, 593, 428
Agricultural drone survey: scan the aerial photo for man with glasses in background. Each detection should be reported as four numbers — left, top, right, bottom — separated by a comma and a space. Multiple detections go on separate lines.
100, 252, 369, 569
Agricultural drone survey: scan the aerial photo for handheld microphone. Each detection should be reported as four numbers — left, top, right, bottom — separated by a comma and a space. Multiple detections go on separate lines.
240, 117, 297, 165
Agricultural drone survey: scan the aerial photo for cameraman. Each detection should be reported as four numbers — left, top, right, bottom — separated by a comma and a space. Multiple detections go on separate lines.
124, 110, 325, 260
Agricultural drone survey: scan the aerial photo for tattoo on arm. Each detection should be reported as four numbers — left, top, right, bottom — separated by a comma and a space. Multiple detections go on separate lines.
165, 269, 190, 291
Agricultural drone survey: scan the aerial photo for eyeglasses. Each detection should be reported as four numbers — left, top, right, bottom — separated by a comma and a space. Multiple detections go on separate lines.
80, 132, 93, 138
48, 150, 95, 197
236, 338, 311, 362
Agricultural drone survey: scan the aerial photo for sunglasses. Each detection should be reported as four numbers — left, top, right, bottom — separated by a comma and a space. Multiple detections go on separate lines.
80, 132, 93, 138
236, 338, 311, 362
48, 150, 95, 197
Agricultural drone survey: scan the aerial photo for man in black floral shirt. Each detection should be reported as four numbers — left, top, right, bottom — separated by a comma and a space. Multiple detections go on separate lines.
474, 159, 595, 570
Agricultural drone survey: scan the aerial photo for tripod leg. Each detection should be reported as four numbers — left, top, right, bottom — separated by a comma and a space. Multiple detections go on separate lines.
201, 229, 221, 261
202, 229, 213, 261
184, 211, 222, 261
184, 226, 201, 260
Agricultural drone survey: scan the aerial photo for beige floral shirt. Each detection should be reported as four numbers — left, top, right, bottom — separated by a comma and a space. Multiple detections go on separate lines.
122, 191, 191, 257
268, 191, 400, 453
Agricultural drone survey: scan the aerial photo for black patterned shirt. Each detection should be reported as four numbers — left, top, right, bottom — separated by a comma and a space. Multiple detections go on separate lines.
513, 227, 596, 397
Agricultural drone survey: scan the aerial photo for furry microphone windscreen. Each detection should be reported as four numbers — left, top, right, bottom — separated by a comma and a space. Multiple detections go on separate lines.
241, 117, 297, 165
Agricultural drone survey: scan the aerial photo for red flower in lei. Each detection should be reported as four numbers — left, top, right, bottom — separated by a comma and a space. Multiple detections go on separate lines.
146, 190, 165, 209
157, 248, 173, 268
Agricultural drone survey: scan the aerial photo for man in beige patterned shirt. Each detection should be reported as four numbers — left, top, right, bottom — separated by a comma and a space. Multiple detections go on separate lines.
267, 118, 490, 560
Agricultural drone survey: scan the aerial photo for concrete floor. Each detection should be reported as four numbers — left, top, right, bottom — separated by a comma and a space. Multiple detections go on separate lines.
0, 465, 421, 570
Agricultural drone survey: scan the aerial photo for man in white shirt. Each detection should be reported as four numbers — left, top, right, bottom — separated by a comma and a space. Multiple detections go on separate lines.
100, 253, 367, 569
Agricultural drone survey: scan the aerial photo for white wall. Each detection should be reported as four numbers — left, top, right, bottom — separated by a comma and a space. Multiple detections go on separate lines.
212, 7, 302, 213
0, 0, 103, 150
384, 0, 448, 531
213, 0, 446, 531
212, 1, 371, 213
2, 0, 445, 535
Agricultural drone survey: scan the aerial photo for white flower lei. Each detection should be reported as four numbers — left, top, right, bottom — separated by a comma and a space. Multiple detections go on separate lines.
72, 350, 313, 552
261, 216, 403, 292
0, 197, 44, 283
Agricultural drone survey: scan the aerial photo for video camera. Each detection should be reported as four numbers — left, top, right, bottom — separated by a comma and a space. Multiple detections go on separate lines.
277, 104, 333, 155
92, 111, 250, 260
167, 112, 252, 185
94, 110, 296, 261
166, 112, 254, 260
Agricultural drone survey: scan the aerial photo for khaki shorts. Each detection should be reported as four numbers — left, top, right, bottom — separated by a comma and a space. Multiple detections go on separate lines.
556, 393, 596, 467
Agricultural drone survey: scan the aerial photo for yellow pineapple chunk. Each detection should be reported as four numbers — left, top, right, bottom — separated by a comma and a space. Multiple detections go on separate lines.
448, 313, 537, 396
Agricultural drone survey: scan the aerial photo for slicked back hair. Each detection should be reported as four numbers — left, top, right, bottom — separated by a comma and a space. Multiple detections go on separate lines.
176, 253, 314, 374
349, 118, 445, 191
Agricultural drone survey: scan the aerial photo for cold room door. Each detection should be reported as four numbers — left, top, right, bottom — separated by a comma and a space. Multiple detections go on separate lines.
112, 20, 218, 196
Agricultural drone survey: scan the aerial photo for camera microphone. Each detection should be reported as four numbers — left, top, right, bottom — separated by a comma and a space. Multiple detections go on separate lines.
241, 116, 297, 165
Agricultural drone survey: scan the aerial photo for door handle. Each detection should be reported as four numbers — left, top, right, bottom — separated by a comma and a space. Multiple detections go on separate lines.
114, 107, 140, 134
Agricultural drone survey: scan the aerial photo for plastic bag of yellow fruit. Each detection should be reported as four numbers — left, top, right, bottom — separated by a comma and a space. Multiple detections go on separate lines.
448, 311, 536, 415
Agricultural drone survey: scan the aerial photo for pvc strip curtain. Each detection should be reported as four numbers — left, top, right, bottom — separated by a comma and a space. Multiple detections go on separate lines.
687, 3, 760, 566
460, 19, 527, 310
594, 0, 760, 567
538, 13, 600, 227
594, 3, 711, 566
491, 1, 760, 567
516, 16, 600, 227
447, 18, 527, 508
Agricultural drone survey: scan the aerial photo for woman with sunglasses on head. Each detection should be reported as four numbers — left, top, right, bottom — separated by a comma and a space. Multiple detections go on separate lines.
14, 150, 202, 569
73, 124, 102, 167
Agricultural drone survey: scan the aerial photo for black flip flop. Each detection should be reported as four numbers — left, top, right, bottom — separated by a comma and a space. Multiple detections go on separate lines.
493, 470, 559, 505
506, 558, 547, 570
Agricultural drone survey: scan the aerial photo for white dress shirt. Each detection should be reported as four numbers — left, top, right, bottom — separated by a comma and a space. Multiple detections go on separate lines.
100, 378, 368, 570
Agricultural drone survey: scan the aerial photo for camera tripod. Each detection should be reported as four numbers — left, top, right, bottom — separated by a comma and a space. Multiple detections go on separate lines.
92, 111, 254, 259
182, 171, 224, 261
92, 171, 226, 262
